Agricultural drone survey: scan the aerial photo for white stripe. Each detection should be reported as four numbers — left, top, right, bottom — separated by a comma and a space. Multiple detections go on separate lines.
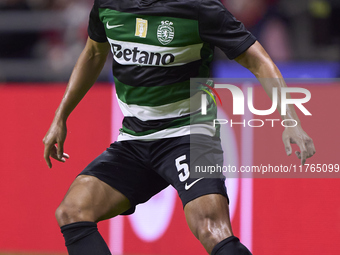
117, 124, 215, 141
108, 38, 203, 67
117, 92, 203, 121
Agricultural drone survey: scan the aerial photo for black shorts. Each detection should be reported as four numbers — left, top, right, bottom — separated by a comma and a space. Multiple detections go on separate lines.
80, 134, 228, 215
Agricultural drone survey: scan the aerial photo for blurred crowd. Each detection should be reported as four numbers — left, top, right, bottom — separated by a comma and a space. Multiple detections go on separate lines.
222, 0, 340, 61
0, 0, 339, 80
0, 0, 92, 74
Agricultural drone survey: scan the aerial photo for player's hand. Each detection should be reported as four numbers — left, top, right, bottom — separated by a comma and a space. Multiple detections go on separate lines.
43, 119, 69, 168
282, 125, 315, 166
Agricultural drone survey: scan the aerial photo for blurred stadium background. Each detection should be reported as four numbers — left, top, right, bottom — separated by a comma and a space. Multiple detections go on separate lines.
1, 0, 340, 254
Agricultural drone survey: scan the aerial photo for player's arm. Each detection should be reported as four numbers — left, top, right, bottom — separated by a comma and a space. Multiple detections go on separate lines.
43, 37, 110, 168
234, 41, 316, 165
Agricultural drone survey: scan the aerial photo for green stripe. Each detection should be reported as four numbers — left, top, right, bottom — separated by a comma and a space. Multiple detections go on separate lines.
99, 9, 202, 47
115, 78, 196, 106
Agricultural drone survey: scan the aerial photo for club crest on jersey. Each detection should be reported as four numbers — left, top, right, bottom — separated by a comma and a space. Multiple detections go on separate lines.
157, 20, 174, 45
135, 18, 148, 38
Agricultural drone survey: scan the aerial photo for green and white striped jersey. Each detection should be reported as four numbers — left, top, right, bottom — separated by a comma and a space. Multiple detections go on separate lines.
88, 0, 256, 141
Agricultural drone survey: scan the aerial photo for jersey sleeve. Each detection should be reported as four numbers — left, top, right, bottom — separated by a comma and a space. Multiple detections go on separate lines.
198, 0, 256, 59
87, 0, 107, 42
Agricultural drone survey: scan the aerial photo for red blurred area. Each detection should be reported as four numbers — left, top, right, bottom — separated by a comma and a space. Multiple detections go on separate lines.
252, 84, 340, 254
0, 83, 112, 253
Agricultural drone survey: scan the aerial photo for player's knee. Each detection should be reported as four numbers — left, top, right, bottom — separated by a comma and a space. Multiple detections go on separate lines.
55, 176, 100, 226
55, 200, 93, 227
55, 203, 74, 227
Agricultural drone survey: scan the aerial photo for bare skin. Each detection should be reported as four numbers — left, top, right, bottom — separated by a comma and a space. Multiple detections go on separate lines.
55, 175, 131, 226
43, 37, 110, 168
43, 38, 315, 254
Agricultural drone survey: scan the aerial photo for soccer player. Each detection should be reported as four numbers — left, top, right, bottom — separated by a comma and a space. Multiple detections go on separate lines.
43, 0, 315, 254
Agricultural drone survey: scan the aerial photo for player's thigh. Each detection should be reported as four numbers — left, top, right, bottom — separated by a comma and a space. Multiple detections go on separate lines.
56, 175, 131, 226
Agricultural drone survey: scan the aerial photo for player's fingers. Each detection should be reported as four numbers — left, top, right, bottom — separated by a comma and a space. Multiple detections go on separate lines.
298, 150, 308, 166
57, 140, 64, 160
50, 147, 68, 163
297, 138, 315, 159
43, 143, 53, 168
306, 139, 316, 158
296, 140, 308, 165
49, 145, 59, 159
295, 151, 301, 159
44, 153, 52, 168
282, 135, 292, 156
55, 153, 69, 162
